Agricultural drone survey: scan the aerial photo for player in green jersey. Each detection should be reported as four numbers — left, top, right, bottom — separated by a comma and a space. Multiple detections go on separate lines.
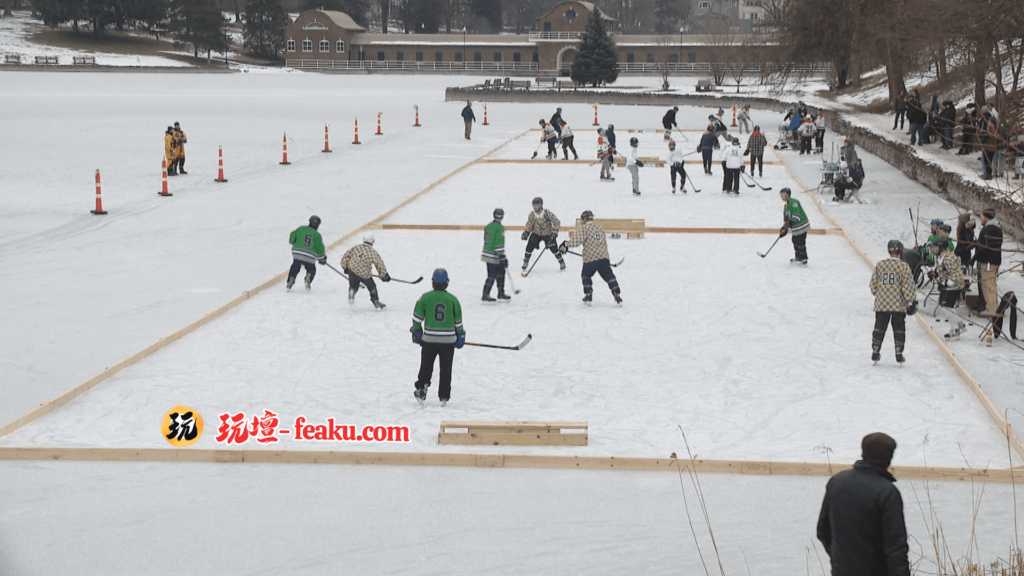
778, 188, 809, 265
411, 268, 466, 406
287, 215, 327, 291
481, 208, 510, 302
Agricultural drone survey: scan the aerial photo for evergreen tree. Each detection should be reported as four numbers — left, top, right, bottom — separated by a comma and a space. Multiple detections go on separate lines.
169, 0, 227, 58
243, 0, 288, 57
654, 0, 687, 34
401, 0, 441, 32
571, 12, 618, 87
468, 0, 499, 32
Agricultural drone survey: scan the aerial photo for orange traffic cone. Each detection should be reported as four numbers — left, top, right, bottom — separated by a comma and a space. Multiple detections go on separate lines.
280, 133, 291, 165
158, 159, 172, 196
592, 104, 599, 126
483, 104, 489, 126
375, 111, 383, 136
323, 124, 332, 153
215, 146, 228, 182
91, 169, 107, 215
353, 118, 361, 145
413, 105, 421, 127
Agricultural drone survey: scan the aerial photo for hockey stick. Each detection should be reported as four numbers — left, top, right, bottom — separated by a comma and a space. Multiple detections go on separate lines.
674, 127, 690, 142
504, 266, 520, 294
686, 176, 701, 194
738, 171, 756, 187
530, 140, 542, 159
465, 334, 532, 351
325, 262, 349, 279
757, 236, 782, 258
563, 250, 624, 267
740, 171, 773, 190
373, 274, 423, 284
523, 247, 546, 277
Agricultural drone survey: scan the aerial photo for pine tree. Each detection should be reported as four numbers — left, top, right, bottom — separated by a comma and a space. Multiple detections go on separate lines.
468, 0, 500, 32
243, 0, 288, 57
571, 12, 618, 87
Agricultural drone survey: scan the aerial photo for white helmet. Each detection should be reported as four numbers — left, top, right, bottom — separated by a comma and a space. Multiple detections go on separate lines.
363, 232, 375, 245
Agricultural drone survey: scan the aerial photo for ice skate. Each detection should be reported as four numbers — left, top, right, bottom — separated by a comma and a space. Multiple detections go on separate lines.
414, 386, 426, 405
482, 293, 496, 302
895, 352, 905, 365
304, 274, 312, 292
582, 293, 592, 306
497, 291, 511, 301
440, 399, 448, 407
372, 299, 386, 310
633, 190, 641, 196
348, 288, 355, 305
559, 260, 566, 272
286, 277, 294, 290
871, 351, 881, 365
613, 293, 623, 305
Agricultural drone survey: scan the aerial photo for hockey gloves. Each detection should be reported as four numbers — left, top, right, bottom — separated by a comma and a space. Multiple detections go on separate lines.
411, 328, 422, 344
521, 230, 530, 241
455, 333, 465, 349
317, 256, 327, 265
558, 241, 569, 255
343, 267, 351, 275
743, 150, 750, 156
500, 257, 508, 268
907, 300, 919, 316
636, 160, 645, 167
381, 273, 391, 282
779, 225, 789, 238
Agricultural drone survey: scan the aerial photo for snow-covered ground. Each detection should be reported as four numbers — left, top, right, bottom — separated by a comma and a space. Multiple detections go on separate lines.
0, 72, 1021, 575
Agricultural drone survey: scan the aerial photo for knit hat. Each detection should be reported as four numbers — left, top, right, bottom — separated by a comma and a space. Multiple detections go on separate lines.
861, 432, 897, 468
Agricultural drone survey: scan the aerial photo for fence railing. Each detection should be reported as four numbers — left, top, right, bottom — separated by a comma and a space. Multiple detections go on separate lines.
527, 32, 583, 41
285, 59, 539, 71
616, 62, 831, 73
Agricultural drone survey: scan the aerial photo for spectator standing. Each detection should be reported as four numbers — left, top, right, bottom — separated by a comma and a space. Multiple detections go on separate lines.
814, 112, 826, 153
973, 210, 1003, 316
164, 126, 178, 176
954, 211, 977, 268
938, 101, 956, 150
173, 122, 187, 175
841, 138, 859, 167
982, 115, 998, 179
744, 126, 767, 177
893, 90, 907, 130
461, 101, 475, 140
957, 104, 977, 155
907, 97, 928, 146
817, 432, 912, 576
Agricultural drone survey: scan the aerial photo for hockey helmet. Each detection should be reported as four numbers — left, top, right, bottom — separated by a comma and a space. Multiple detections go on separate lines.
938, 224, 952, 235
607, 124, 614, 130
668, 140, 676, 149
886, 239, 904, 255
629, 136, 639, 146
597, 127, 606, 136
929, 218, 944, 227
731, 137, 740, 145
363, 232, 375, 245
432, 268, 449, 286
708, 114, 716, 121
556, 107, 562, 112
493, 208, 504, 220
754, 125, 761, 132
309, 215, 322, 229
532, 197, 543, 208
779, 187, 792, 197
539, 119, 546, 126
930, 239, 948, 254
580, 210, 594, 222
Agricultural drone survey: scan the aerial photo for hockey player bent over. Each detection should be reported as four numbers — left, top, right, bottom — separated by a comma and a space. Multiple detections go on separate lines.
339, 232, 390, 309
870, 240, 916, 364
778, 188, 809, 265
287, 215, 327, 291
522, 197, 565, 273
540, 120, 559, 160
668, 140, 686, 193
482, 208, 510, 302
560, 210, 622, 305
411, 268, 465, 406
927, 240, 966, 339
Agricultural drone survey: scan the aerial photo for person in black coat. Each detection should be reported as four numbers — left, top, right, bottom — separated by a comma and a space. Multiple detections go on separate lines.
550, 107, 564, 135
954, 211, 976, 268
973, 210, 1003, 315
662, 106, 678, 140
907, 98, 928, 146
817, 433, 911, 576
957, 104, 977, 155
938, 101, 957, 150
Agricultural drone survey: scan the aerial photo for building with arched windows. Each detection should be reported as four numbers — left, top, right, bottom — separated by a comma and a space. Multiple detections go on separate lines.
283, 1, 762, 73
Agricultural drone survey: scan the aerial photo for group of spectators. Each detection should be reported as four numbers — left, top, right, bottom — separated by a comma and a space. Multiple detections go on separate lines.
783, 101, 827, 155
893, 90, 1022, 181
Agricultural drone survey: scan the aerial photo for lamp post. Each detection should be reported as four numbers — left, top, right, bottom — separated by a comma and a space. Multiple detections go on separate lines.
462, 26, 467, 70
678, 26, 683, 72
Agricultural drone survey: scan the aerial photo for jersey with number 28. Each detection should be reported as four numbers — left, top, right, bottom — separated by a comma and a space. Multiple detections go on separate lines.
870, 257, 914, 312
412, 290, 465, 344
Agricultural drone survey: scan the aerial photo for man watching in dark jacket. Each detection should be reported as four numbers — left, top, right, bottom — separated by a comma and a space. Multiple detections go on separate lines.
817, 432, 911, 576
973, 210, 1003, 315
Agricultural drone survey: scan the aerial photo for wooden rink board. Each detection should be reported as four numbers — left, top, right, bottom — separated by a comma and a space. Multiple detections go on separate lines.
478, 158, 785, 166
0, 446, 1020, 483
438, 421, 589, 446
379, 223, 841, 236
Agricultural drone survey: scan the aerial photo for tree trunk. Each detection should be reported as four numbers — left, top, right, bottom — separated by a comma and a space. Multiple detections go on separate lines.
973, 38, 989, 106
380, 0, 389, 33
234, 0, 241, 23
937, 44, 947, 82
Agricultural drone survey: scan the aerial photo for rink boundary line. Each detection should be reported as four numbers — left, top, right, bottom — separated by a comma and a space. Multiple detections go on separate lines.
376, 224, 842, 236
779, 157, 1024, 462
0, 131, 530, 441
477, 158, 787, 166
0, 447, 1019, 482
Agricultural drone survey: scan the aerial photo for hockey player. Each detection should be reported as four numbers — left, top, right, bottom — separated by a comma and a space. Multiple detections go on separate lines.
662, 106, 679, 140
798, 116, 816, 155
927, 240, 966, 339
605, 124, 617, 154
597, 128, 614, 181
539, 119, 559, 160
339, 232, 390, 309
722, 137, 743, 195
709, 114, 728, 139
870, 240, 916, 364
627, 136, 644, 195
550, 107, 565, 135
668, 140, 686, 193
745, 125, 767, 177
411, 268, 465, 406
698, 126, 720, 174
560, 210, 621, 305
164, 127, 178, 176
560, 121, 579, 160
737, 105, 751, 133
521, 197, 565, 273
481, 208, 510, 302
778, 188, 810, 265
287, 215, 327, 291
173, 122, 188, 174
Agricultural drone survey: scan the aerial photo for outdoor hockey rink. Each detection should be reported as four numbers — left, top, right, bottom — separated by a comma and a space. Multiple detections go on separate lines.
0, 74, 1021, 575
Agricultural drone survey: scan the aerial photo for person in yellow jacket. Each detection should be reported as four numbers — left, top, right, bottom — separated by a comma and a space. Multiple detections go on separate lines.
164, 126, 178, 175
173, 122, 187, 175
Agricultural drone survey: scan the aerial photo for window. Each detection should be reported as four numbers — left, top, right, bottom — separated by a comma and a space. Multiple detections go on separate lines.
303, 19, 327, 30
647, 53, 654, 63
626, 52, 635, 63
749, 12, 759, 19
302, 39, 312, 52
319, 40, 329, 52
287, 40, 295, 52
698, 1, 709, 7
564, 8, 576, 21
533, 52, 538, 62
688, 52, 696, 62
493, 52, 502, 62
455, 51, 463, 62
669, 53, 678, 63
397, 51, 404, 61
377, 51, 385, 61
474, 51, 482, 62
336, 40, 345, 52
416, 52, 423, 61
513, 52, 521, 62
543, 22, 551, 31
435, 52, 443, 62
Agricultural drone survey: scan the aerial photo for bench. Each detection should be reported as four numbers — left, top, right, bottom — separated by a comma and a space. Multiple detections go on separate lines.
73, 55, 96, 66
613, 155, 666, 168
509, 80, 531, 90
535, 76, 557, 87
35, 55, 59, 65
480, 79, 491, 89
438, 421, 588, 446
574, 218, 646, 239
4, 54, 21, 64
557, 80, 577, 92
696, 79, 713, 92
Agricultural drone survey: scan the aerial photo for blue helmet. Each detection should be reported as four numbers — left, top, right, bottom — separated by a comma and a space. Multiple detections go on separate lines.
557, 107, 562, 112
432, 268, 449, 285
930, 218, 944, 227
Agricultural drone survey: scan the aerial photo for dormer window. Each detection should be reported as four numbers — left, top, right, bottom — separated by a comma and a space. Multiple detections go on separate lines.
303, 19, 328, 30
564, 8, 576, 22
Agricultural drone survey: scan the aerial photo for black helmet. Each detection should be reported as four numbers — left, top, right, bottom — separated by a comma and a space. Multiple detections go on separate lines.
309, 215, 321, 229
629, 136, 639, 146
754, 125, 760, 131
493, 208, 504, 219
731, 137, 739, 145
779, 187, 792, 197
580, 210, 594, 222
887, 239, 904, 254
930, 239, 947, 254
532, 197, 543, 207
938, 224, 952, 234
539, 119, 546, 125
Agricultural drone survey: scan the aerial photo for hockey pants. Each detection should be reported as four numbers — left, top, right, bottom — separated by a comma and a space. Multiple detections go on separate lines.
546, 139, 558, 159
791, 232, 807, 261
815, 129, 825, 151
416, 343, 455, 401
723, 168, 739, 192
288, 260, 316, 283
601, 157, 613, 179
628, 164, 639, 192
524, 234, 563, 266
484, 263, 506, 295
348, 273, 380, 303
701, 149, 714, 172
872, 312, 906, 354
670, 164, 686, 189
749, 154, 763, 175
581, 259, 619, 296
800, 136, 813, 154
938, 290, 962, 334
561, 136, 578, 159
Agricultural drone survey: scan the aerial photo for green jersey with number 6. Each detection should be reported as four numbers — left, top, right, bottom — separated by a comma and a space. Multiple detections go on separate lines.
412, 289, 465, 344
